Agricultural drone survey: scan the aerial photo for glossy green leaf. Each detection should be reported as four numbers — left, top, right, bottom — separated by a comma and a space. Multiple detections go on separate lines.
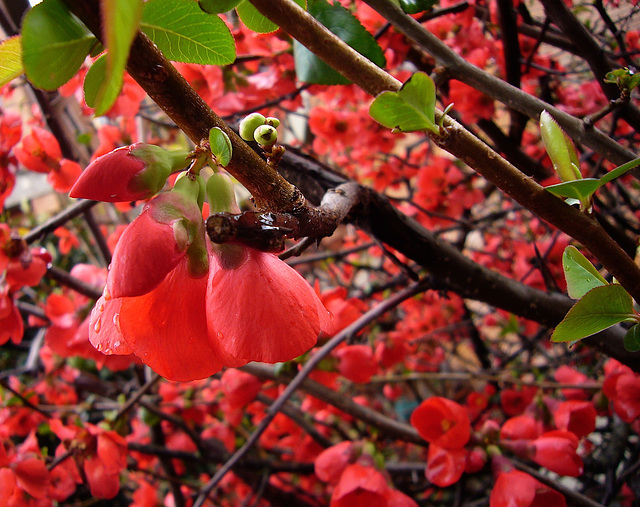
600, 156, 640, 185
21, 0, 96, 90
369, 72, 439, 134
0, 36, 24, 88
209, 127, 232, 167
236, 0, 305, 33
562, 245, 608, 299
141, 0, 235, 65
551, 285, 637, 342
199, 0, 242, 14
294, 0, 385, 85
95, 0, 143, 115
545, 179, 601, 200
399, 0, 436, 14
624, 324, 640, 352
83, 53, 106, 109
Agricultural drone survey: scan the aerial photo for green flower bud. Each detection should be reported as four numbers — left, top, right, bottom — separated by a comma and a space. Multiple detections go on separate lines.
239, 112, 266, 141
206, 172, 240, 214
266, 116, 280, 128
173, 171, 206, 209
254, 124, 277, 147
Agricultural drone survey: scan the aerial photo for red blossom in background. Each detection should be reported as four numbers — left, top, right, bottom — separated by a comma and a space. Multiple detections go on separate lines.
330, 462, 390, 507
531, 430, 583, 477
410, 397, 471, 449
490, 470, 566, 507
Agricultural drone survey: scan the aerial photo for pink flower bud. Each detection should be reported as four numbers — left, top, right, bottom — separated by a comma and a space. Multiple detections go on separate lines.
69, 143, 189, 202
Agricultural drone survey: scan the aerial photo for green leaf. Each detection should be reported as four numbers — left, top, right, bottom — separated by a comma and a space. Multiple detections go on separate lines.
21, 0, 96, 90
551, 284, 637, 342
369, 72, 439, 134
199, 0, 242, 14
399, 0, 436, 14
545, 179, 601, 200
562, 245, 608, 299
141, 0, 235, 65
624, 324, 640, 352
236, 0, 305, 33
294, 0, 385, 85
599, 156, 640, 185
83, 53, 107, 109
209, 127, 232, 167
95, 0, 143, 115
0, 36, 24, 88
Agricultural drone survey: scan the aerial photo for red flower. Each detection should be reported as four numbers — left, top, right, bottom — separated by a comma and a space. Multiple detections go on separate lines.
330, 463, 390, 507
553, 401, 596, 438
531, 430, 583, 477
5, 246, 51, 290
426, 444, 467, 487
70, 143, 189, 202
48, 158, 81, 193
13, 126, 61, 174
335, 344, 378, 383
315, 441, 356, 485
500, 386, 538, 416
490, 470, 566, 507
554, 365, 589, 401
410, 397, 471, 449
0, 288, 23, 346
500, 415, 541, 441
220, 369, 262, 408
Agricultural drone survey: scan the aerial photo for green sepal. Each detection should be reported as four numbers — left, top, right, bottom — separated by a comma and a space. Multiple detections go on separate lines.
206, 172, 240, 214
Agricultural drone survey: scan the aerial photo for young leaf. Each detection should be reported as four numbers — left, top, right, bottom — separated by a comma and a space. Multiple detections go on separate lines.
599, 156, 640, 185
623, 324, 640, 352
540, 110, 581, 183
545, 179, 600, 200
199, 0, 242, 14
294, 0, 385, 85
95, 0, 144, 115
236, 0, 305, 33
562, 245, 608, 299
551, 284, 637, 342
209, 127, 232, 167
21, 0, 96, 90
0, 36, 23, 88
83, 54, 107, 109
399, 0, 436, 14
369, 72, 439, 134
141, 0, 235, 65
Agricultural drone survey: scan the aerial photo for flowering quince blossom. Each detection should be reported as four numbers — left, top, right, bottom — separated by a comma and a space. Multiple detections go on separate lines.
13, 126, 82, 192
80, 167, 332, 380
490, 470, 566, 507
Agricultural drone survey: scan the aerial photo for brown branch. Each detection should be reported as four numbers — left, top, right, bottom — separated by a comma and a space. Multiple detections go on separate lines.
249, 0, 640, 305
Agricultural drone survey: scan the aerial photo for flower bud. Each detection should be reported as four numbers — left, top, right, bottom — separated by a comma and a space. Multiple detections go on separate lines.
540, 110, 581, 182
69, 143, 190, 202
239, 112, 266, 141
206, 172, 240, 214
254, 125, 277, 147
266, 116, 280, 128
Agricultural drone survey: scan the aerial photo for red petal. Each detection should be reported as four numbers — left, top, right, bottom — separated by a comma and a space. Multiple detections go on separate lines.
89, 295, 135, 356
425, 445, 466, 487
83, 457, 120, 499
207, 248, 326, 363
117, 260, 229, 381
106, 206, 186, 298
13, 458, 49, 499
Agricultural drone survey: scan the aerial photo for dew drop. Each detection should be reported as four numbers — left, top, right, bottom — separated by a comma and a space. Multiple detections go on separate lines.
104, 291, 112, 301
112, 313, 121, 332
113, 340, 121, 348
95, 342, 103, 352
98, 303, 104, 312
104, 348, 112, 354
93, 318, 102, 333
216, 331, 224, 339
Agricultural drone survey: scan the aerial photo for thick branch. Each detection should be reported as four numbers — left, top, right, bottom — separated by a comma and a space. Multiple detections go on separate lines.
249, 0, 640, 313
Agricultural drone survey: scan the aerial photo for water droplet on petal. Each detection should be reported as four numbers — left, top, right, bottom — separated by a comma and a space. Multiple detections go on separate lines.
98, 303, 104, 312
104, 291, 112, 301
104, 348, 112, 354
114, 340, 121, 348
93, 318, 102, 333
112, 313, 121, 332
95, 342, 103, 351
217, 331, 224, 339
